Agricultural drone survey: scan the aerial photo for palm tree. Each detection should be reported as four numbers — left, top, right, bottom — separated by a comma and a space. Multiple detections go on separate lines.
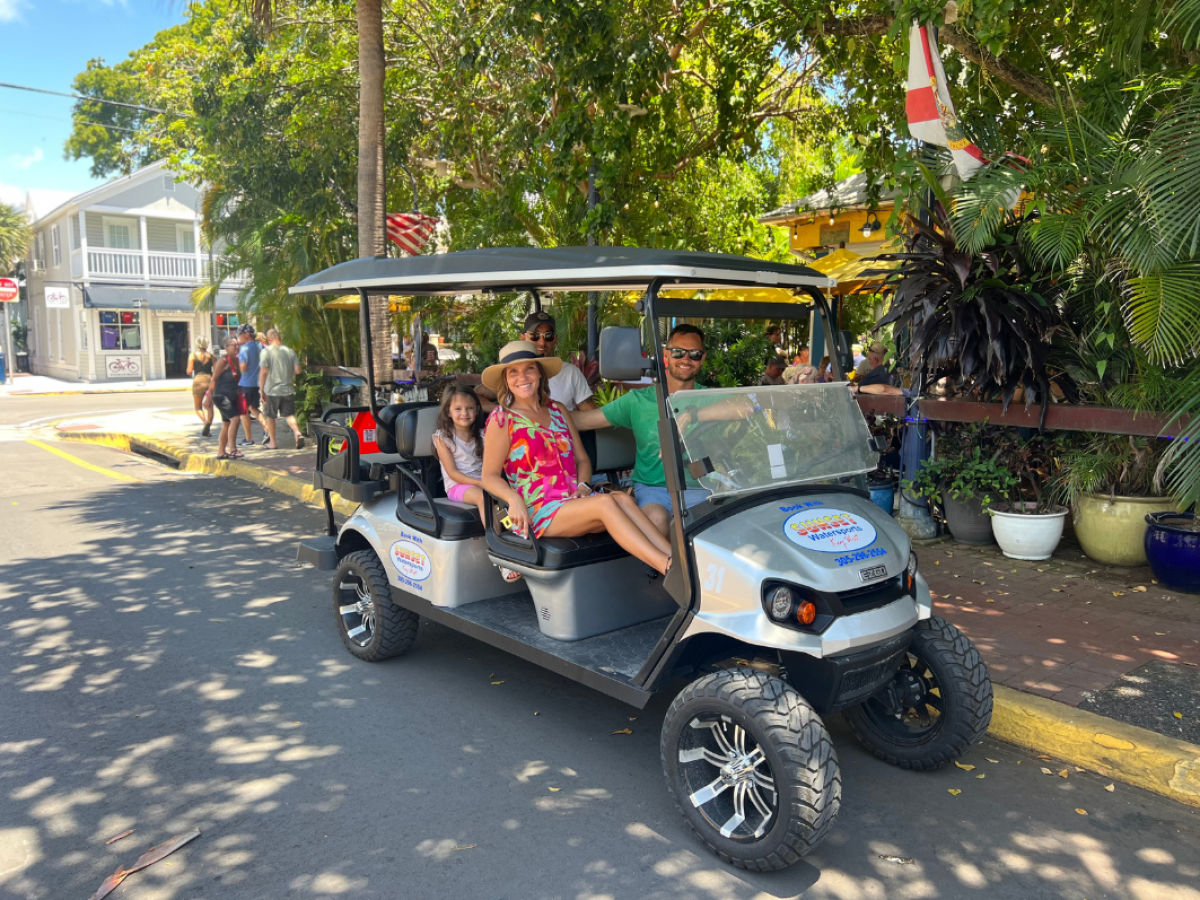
246, 0, 391, 387
951, 78, 1200, 504
0, 202, 31, 276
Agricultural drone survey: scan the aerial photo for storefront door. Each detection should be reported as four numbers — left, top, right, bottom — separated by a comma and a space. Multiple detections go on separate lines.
162, 321, 189, 378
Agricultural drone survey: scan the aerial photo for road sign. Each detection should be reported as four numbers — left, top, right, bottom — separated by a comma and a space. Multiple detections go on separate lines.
0, 277, 17, 303
45, 286, 70, 309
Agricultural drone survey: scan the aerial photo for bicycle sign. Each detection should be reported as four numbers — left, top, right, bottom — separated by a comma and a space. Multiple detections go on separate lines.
106, 356, 142, 378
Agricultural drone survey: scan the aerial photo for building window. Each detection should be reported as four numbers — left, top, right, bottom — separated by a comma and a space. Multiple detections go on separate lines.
176, 224, 196, 254
51, 225, 61, 267
163, 176, 176, 192
34, 232, 45, 268
103, 217, 135, 250
98, 310, 142, 351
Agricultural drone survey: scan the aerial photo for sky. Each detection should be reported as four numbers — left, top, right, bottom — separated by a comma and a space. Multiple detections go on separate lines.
0, 0, 183, 208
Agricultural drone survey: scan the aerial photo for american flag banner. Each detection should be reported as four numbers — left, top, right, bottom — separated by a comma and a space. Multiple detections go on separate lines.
906, 22, 987, 181
386, 211, 439, 256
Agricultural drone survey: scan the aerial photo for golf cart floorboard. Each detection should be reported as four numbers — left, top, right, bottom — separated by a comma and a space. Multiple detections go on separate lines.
393, 589, 670, 708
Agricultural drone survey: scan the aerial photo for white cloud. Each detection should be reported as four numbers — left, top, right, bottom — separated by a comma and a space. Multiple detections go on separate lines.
0, 0, 27, 22
0, 183, 24, 209
7, 148, 44, 170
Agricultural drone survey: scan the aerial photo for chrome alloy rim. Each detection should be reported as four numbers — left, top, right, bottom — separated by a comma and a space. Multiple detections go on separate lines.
338, 574, 375, 647
678, 715, 777, 840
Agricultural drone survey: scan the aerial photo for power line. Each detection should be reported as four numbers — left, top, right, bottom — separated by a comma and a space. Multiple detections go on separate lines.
0, 106, 144, 134
0, 81, 170, 115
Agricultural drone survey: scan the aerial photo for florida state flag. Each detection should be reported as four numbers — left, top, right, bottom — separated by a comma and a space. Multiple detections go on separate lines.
906, 23, 987, 180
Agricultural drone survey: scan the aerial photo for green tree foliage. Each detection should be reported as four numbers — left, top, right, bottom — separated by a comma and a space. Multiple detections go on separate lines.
0, 202, 31, 275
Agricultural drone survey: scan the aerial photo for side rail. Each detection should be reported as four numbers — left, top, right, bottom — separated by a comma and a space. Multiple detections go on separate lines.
309, 420, 386, 504
481, 490, 542, 567
395, 462, 444, 538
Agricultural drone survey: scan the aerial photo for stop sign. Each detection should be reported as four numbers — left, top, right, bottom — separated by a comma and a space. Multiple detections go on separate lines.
0, 277, 17, 303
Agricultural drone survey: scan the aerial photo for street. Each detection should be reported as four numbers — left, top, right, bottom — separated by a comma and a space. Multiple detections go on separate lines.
1, 397, 1198, 900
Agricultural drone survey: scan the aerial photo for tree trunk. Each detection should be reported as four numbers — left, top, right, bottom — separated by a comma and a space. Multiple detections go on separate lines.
356, 0, 392, 389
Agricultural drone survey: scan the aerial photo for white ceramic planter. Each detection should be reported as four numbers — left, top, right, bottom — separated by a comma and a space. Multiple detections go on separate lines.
990, 504, 1068, 561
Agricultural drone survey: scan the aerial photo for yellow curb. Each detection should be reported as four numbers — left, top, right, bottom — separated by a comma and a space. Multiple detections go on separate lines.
57, 430, 359, 517
991, 684, 1200, 809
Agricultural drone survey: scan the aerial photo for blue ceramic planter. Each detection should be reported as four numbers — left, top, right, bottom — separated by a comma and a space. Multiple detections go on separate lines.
1144, 512, 1200, 594
869, 482, 895, 516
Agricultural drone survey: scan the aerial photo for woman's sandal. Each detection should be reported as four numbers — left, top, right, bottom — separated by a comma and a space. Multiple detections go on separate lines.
229, 450, 245, 459
216, 453, 230, 460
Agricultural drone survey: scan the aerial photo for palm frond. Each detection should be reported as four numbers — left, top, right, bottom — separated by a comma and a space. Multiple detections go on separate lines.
1124, 262, 1200, 365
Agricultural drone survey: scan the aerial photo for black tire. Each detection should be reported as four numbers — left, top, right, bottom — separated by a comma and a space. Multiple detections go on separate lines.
661, 668, 841, 871
332, 550, 419, 661
843, 616, 993, 770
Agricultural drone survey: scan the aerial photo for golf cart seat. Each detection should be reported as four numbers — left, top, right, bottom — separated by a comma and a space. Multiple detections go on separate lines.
310, 408, 397, 503
383, 404, 486, 540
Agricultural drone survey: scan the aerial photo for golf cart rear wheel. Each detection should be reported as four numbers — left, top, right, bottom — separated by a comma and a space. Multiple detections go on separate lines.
661, 668, 841, 871
332, 550, 419, 661
844, 616, 992, 770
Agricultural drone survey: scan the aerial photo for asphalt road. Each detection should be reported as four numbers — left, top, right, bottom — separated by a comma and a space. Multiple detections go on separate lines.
1, 436, 1199, 900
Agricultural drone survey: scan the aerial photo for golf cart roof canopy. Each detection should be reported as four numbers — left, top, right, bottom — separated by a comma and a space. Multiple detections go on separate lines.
289, 246, 836, 297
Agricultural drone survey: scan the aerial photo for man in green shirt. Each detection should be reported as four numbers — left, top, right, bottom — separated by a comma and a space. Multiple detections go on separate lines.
259, 329, 305, 450
571, 323, 714, 536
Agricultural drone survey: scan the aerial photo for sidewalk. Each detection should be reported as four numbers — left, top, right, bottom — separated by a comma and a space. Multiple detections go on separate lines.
51, 408, 1200, 808
0, 373, 192, 396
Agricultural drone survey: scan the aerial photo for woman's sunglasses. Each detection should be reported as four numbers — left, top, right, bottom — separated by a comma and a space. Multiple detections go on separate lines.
667, 347, 705, 361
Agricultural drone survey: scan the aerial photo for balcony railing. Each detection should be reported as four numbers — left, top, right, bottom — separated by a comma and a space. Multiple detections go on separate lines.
83, 247, 244, 285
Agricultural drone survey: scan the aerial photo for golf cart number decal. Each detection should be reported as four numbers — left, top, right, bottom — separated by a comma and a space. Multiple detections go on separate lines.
389, 540, 431, 584
703, 564, 727, 593
783, 508, 878, 553
858, 564, 888, 583
834, 548, 888, 567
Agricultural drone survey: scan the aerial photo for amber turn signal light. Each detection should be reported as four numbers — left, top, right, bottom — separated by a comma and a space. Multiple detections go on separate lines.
797, 601, 817, 625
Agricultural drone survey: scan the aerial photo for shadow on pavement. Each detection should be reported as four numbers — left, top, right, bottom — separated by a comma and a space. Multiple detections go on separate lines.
0, 477, 1197, 899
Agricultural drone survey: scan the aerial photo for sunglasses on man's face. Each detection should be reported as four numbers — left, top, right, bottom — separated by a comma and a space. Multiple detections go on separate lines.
529, 331, 556, 342
667, 347, 705, 361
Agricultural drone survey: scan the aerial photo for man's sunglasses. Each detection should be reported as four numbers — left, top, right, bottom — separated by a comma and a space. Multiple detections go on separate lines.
529, 331, 556, 342
667, 347, 705, 361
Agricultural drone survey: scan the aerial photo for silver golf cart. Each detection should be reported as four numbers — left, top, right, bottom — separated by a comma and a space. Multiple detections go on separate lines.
293, 247, 992, 871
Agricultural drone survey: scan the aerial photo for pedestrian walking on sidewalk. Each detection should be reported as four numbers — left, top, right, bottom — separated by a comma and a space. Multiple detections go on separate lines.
204, 337, 244, 459
236, 324, 263, 447
259, 329, 306, 450
187, 337, 215, 437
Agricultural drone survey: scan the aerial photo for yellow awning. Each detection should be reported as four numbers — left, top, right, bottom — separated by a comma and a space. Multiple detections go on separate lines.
806, 245, 899, 293
626, 286, 810, 305
324, 295, 413, 312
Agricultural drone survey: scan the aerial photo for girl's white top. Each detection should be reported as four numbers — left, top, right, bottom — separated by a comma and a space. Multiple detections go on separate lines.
435, 429, 483, 485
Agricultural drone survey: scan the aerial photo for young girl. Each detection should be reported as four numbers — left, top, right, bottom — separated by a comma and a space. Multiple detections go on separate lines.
433, 386, 487, 521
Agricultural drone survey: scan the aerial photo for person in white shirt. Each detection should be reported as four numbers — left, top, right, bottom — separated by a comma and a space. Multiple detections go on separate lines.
477, 311, 597, 412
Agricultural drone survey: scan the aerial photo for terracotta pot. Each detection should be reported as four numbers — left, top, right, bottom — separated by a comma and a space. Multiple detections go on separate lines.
1073, 492, 1180, 567
941, 490, 994, 545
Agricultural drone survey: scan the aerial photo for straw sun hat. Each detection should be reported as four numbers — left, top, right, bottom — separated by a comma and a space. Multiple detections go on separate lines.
481, 340, 563, 392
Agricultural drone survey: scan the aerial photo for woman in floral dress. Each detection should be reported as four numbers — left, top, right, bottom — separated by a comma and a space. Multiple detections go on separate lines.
481, 341, 672, 576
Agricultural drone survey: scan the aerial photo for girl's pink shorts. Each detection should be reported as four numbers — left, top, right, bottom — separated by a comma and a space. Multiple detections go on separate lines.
446, 482, 472, 503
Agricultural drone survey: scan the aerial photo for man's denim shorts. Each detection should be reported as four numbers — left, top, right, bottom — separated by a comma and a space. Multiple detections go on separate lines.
633, 483, 711, 519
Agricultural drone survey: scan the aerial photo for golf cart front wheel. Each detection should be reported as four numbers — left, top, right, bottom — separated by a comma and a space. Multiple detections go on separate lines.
661, 668, 841, 871
844, 616, 993, 770
332, 550, 419, 661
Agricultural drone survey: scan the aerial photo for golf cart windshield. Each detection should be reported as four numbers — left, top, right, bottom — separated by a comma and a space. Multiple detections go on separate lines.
670, 383, 877, 500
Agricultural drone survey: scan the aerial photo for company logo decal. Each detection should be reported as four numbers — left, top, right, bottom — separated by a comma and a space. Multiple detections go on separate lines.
783, 507, 877, 553
389, 540, 432, 582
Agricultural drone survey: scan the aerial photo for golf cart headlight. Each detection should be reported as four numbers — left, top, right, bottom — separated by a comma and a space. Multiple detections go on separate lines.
906, 551, 918, 590
768, 586, 795, 622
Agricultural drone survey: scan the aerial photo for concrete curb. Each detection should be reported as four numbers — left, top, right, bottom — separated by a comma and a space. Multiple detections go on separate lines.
52, 429, 1200, 810
991, 684, 1200, 808
57, 430, 359, 517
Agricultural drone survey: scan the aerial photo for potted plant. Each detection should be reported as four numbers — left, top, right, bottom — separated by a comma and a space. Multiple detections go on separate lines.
906, 447, 1015, 544
988, 432, 1070, 560
1053, 434, 1180, 566
1144, 512, 1200, 593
